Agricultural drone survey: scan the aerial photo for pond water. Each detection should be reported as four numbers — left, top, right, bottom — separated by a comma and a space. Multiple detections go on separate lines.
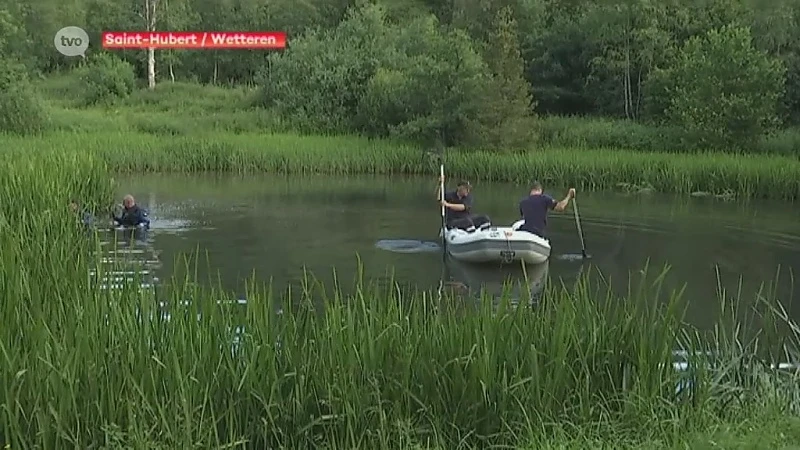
100, 173, 800, 330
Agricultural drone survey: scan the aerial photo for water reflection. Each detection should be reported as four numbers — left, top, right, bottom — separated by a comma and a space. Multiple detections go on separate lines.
440, 257, 551, 306
90, 227, 162, 291
375, 239, 441, 253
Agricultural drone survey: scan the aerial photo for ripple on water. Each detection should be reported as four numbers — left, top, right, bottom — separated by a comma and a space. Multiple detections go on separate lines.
146, 218, 201, 232
721, 225, 800, 250
375, 239, 441, 253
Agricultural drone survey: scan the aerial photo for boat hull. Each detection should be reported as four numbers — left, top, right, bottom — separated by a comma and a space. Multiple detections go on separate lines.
443, 222, 550, 265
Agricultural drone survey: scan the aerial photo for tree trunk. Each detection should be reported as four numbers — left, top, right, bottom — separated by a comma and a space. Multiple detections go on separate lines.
623, 41, 631, 119
635, 67, 643, 118
147, 48, 155, 89
145, 0, 159, 89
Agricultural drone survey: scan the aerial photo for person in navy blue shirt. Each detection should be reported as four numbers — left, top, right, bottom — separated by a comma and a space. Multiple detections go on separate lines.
435, 175, 491, 231
518, 181, 575, 238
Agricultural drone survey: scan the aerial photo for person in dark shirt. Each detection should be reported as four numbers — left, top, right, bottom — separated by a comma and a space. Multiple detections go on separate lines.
111, 194, 151, 229
435, 175, 491, 231
518, 181, 575, 238
70, 200, 94, 227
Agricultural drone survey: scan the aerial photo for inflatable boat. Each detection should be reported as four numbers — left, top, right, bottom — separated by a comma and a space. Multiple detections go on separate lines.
442, 220, 551, 265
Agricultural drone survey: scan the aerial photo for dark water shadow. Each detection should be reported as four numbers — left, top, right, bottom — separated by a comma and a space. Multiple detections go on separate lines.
555, 253, 592, 262
440, 257, 551, 307
375, 239, 441, 253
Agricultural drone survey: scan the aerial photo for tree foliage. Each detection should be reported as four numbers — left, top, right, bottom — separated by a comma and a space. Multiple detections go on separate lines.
78, 52, 137, 105
0, 57, 50, 135
0, 0, 798, 149
465, 5, 537, 150
650, 26, 785, 150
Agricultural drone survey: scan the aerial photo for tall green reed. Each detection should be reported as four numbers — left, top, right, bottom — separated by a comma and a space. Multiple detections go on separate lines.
1, 150, 799, 448
2, 131, 799, 199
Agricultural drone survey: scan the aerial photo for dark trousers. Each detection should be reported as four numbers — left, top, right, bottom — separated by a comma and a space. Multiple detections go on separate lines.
520, 227, 547, 240
447, 214, 491, 230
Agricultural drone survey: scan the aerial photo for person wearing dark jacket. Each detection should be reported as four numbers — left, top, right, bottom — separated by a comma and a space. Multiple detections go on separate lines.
112, 195, 150, 229
518, 181, 575, 238
434, 176, 491, 231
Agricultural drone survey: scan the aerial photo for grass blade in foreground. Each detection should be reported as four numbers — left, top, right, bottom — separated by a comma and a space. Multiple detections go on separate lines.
1, 150, 800, 448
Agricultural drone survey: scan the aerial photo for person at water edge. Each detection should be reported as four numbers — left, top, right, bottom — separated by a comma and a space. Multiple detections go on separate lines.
111, 195, 151, 229
70, 200, 94, 226
435, 175, 491, 231
517, 181, 575, 238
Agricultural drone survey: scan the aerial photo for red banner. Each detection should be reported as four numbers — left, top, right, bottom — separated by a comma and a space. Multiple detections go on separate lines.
101, 32, 286, 49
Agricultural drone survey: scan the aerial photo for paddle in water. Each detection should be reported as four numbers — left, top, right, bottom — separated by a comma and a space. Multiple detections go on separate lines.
554, 192, 591, 262
571, 195, 590, 259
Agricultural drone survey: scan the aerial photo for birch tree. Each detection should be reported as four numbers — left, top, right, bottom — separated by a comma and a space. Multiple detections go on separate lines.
138, 0, 159, 88
583, 0, 671, 120
159, 0, 197, 82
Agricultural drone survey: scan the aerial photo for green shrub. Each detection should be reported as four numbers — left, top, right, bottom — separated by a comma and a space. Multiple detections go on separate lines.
0, 57, 50, 135
536, 116, 693, 152
78, 52, 136, 105
259, 4, 531, 148
647, 26, 785, 150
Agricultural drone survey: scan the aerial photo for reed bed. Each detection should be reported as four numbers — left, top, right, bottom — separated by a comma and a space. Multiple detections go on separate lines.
2, 130, 799, 200
1, 149, 800, 447
2, 249, 800, 447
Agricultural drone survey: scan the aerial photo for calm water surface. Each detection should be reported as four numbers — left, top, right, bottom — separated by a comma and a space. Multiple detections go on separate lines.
104, 173, 800, 329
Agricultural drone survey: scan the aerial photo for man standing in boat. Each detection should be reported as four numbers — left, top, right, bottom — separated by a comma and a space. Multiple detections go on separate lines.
518, 181, 575, 238
435, 175, 491, 231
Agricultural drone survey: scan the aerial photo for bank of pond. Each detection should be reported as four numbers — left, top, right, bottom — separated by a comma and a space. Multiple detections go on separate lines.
4, 130, 800, 200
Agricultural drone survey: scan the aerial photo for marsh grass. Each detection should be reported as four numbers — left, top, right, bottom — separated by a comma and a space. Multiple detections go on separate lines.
3, 243, 800, 448
2, 145, 800, 448
38, 75, 285, 135
36, 74, 800, 158
538, 116, 800, 157
19, 74, 800, 201
3, 130, 800, 199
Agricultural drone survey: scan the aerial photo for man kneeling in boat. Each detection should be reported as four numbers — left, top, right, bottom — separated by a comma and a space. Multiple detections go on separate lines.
111, 194, 151, 229
518, 181, 575, 238
435, 176, 491, 232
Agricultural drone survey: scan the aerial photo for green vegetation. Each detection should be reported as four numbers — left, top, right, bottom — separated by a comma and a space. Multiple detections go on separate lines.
3, 0, 800, 198
0, 74, 798, 200
4, 0, 800, 154
3, 0, 800, 444
5, 129, 800, 199
0, 150, 799, 448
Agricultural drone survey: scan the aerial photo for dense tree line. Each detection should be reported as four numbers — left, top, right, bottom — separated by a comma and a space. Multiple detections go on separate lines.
0, 0, 797, 151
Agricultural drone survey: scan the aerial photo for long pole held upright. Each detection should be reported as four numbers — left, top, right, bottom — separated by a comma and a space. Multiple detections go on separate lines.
572, 196, 587, 258
439, 163, 446, 251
